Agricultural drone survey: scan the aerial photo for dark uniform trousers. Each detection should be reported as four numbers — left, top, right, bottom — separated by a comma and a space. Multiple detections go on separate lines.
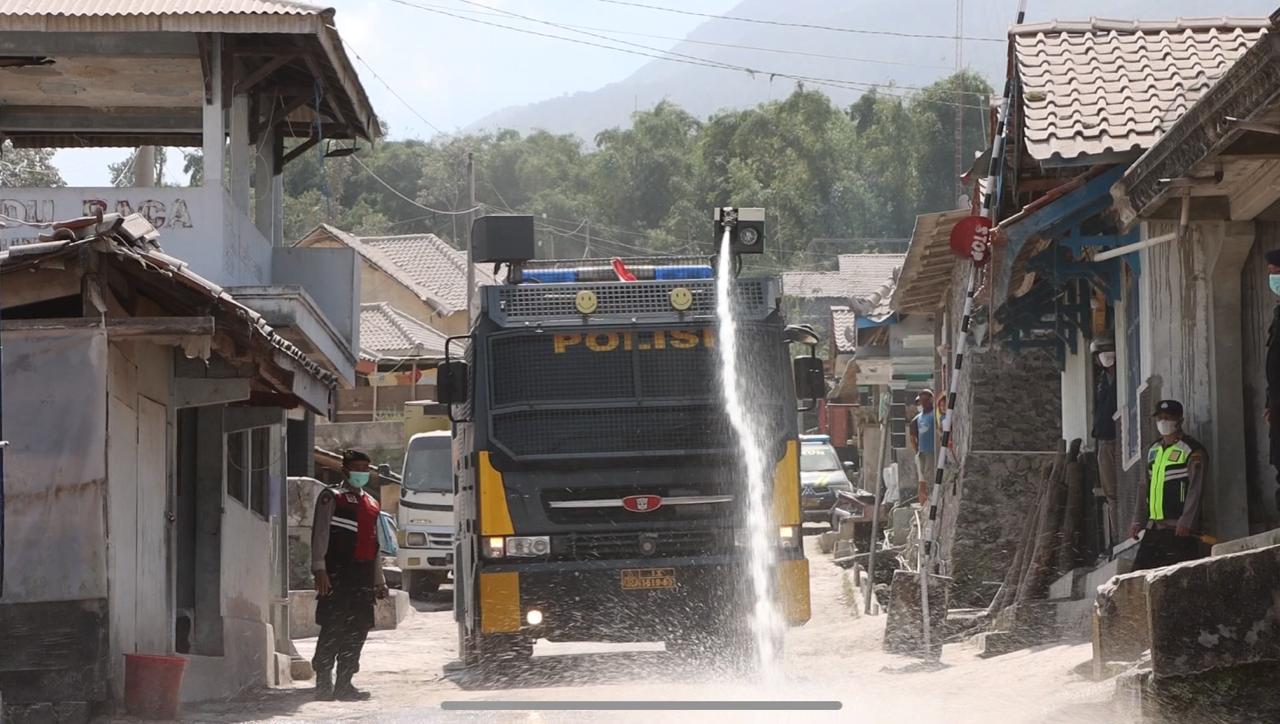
1132, 528, 1200, 572
313, 559, 378, 683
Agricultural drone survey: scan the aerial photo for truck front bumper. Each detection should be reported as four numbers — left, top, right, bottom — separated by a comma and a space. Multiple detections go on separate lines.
477, 551, 809, 641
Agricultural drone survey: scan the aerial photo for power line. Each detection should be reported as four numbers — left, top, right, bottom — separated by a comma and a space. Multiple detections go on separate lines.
406, 1, 950, 70
384, 0, 989, 111
350, 153, 480, 215
450, 0, 989, 101
331, 29, 448, 136
589, 0, 1006, 43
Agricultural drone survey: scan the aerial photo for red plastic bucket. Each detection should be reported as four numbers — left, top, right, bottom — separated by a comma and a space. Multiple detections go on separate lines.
124, 653, 188, 720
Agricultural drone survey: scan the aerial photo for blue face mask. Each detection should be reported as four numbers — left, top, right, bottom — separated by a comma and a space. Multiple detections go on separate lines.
347, 471, 371, 488
1270, 274, 1280, 297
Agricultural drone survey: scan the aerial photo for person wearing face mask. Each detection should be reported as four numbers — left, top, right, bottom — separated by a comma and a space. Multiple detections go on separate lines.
1265, 248, 1280, 512
1090, 336, 1120, 545
311, 449, 389, 700
1129, 400, 1207, 571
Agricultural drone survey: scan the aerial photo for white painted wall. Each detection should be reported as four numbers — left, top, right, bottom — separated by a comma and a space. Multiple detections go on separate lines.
220, 496, 277, 693
0, 186, 272, 287
1061, 327, 1092, 446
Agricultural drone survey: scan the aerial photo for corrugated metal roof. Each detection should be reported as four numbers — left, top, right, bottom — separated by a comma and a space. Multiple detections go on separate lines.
1013, 17, 1269, 163
359, 302, 448, 361
893, 208, 974, 314
0, 0, 323, 16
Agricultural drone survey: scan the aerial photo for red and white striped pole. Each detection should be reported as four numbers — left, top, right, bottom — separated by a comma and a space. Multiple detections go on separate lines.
917, 0, 1028, 660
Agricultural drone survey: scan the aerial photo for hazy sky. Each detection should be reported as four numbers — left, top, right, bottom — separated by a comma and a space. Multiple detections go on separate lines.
52, 0, 1279, 185
55, 0, 740, 185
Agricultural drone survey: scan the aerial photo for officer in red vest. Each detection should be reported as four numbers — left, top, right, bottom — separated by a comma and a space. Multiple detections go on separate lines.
311, 449, 388, 700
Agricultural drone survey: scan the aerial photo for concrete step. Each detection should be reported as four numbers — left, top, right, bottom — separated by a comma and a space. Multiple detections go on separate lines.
1210, 526, 1280, 556
1053, 597, 1095, 643
1084, 553, 1136, 599
1048, 567, 1089, 600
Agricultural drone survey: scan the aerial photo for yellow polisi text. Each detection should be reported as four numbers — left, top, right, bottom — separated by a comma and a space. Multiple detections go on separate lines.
478, 451, 514, 536
553, 329, 715, 354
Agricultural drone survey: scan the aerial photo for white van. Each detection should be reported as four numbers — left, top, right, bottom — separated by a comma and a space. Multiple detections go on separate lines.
397, 431, 454, 597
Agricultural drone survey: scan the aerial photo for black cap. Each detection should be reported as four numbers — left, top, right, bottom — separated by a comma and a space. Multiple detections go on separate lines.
1153, 400, 1184, 417
342, 449, 371, 465
1266, 248, 1280, 266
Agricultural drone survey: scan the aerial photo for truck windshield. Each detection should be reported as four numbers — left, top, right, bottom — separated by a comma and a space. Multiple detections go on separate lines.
402, 440, 451, 493
800, 445, 842, 472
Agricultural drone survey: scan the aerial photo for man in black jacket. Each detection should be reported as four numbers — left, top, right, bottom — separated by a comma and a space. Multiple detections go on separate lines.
1267, 249, 1280, 513
312, 450, 388, 701
1092, 336, 1119, 544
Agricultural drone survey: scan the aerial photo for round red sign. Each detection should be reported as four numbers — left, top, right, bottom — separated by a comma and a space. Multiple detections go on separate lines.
949, 215, 994, 265
621, 495, 663, 513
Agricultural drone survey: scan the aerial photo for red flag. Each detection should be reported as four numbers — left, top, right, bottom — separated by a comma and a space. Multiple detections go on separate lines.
611, 257, 637, 282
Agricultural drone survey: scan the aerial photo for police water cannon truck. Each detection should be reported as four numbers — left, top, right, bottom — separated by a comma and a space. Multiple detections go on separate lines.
436, 208, 823, 669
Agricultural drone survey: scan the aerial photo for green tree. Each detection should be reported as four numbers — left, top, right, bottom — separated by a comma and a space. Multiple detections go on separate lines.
0, 142, 65, 187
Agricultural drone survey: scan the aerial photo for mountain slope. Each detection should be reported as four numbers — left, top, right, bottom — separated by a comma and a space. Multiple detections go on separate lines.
466, 0, 1276, 142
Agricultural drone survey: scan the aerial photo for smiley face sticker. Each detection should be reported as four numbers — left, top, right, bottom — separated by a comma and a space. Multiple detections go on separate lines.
575, 289, 598, 314
669, 286, 693, 311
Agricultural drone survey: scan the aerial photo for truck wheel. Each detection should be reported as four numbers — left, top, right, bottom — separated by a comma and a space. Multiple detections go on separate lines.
406, 571, 441, 599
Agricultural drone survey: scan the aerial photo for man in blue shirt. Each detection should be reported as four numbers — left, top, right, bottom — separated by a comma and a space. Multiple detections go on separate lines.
908, 389, 937, 506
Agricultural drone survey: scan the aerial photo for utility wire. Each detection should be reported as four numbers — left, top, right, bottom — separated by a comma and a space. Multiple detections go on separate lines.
589, 0, 1006, 42
406, 1, 949, 69
450, 0, 989, 101
350, 154, 480, 215
385, 0, 989, 111
331, 28, 448, 136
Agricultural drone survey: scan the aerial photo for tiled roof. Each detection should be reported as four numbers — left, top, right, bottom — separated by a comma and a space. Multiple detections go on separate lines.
1013, 17, 1269, 163
305, 225, 498, 315
359, 303, 448, 361
893, 208, 976, 314
832, 306, 857, 354
783, 253, 904, 302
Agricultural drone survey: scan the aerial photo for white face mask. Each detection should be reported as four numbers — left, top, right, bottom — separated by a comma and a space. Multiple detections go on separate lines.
1156, 420, 1179, 436
1098, 351, 1116, 368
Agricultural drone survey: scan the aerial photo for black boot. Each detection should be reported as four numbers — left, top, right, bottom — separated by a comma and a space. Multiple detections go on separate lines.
314, 669, 334, 700
333, 678, 371, 701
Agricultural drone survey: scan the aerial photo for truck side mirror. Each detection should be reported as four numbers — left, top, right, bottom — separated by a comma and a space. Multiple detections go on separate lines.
843, 461, 856, 472
793, 356, 825, 402
436, 361, 470, 405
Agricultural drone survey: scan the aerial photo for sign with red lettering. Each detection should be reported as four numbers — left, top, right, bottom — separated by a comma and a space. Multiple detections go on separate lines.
949, 216, 993, 265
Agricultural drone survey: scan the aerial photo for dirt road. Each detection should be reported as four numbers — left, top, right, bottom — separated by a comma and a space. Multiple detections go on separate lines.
184, 536, 1119, 723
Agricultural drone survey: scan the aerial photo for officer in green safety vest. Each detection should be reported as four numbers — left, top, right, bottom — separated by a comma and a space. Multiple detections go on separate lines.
1129, 399, 1207, 571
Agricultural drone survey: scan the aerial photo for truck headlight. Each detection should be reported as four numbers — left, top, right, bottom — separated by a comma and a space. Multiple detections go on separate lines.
779, 526, 799, 543
505, 536, 551, 557
484, 536, 505, 559
407, 532, 427, 547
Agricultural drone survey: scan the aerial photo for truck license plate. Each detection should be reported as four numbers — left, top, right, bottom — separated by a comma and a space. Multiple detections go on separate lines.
621, 568, 676, 590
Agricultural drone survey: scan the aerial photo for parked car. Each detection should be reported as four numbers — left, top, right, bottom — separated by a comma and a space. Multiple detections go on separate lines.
799, 434, 858, 523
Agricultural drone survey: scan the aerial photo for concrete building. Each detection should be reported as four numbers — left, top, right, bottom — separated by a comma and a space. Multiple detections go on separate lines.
0, 0, 379, 715
0, 215, 336, 715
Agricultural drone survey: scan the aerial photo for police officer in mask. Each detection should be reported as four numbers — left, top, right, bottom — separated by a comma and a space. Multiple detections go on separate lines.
311, 449, 388, 700
1130, 401, 1207, 571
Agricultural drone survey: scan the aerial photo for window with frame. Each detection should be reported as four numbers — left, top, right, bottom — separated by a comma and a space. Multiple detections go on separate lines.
226, 426, 273, 516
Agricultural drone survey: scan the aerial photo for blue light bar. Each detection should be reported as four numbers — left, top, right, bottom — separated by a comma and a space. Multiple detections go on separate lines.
522, 269, 578, 283
655, 265, 714, 280
800, 434, 830, 443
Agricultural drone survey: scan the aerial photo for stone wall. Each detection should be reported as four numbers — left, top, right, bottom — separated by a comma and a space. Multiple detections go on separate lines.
941, 451, 1052, 607
933, 262, 1063, 606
